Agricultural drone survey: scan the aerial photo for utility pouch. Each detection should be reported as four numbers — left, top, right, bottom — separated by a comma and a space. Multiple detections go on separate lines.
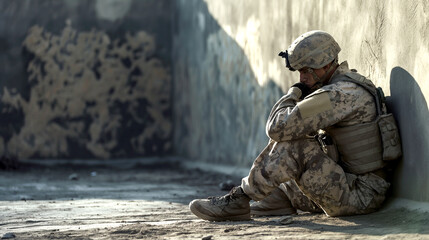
377, 113, 402, 161
341, 74, 403, 162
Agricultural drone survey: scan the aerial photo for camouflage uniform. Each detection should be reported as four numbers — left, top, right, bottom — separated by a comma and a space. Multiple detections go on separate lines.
241, 62, 390, 217
279, 180, 322, 213
189, 31, 394, 222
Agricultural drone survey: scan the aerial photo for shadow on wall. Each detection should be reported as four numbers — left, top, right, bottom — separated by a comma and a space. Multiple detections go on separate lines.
388, 67, 429, 202
173, 1, 284, 166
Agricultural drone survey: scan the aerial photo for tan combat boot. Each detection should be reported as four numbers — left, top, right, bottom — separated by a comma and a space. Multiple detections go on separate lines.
189, 186, 251, 221
250, 188, 297, 216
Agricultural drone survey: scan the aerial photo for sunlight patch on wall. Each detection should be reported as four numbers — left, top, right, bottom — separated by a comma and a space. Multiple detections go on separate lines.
95, 0, 132, 22
208, 14, 274, 87
235, 16, 266, 86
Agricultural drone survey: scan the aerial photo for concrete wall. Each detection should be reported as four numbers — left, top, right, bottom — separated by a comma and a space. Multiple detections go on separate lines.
0, 0, 172, 159
172, 0, 284, 167
1, 0, 428, 203
172, 0, 429, 202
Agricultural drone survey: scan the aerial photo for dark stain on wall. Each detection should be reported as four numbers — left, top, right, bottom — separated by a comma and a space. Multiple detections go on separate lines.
0, 0, 172, 159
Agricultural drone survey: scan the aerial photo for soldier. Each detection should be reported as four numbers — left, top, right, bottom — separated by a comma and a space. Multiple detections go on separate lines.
189, 30, 400, 221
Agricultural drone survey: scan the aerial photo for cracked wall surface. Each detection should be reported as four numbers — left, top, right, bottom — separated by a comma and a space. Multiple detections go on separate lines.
173, 0, 429, 202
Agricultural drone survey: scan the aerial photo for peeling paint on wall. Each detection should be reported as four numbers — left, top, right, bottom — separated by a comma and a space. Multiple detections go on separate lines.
1, 25, 171, 159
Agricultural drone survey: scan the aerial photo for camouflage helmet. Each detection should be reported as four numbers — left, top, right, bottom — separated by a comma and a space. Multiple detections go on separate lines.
279, 30, 341, 71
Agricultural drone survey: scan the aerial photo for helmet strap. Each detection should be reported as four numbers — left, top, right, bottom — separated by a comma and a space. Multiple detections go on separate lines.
308, 60, 339, 88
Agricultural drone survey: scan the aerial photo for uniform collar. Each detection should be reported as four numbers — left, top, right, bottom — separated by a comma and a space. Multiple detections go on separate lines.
328, 61, 350, 84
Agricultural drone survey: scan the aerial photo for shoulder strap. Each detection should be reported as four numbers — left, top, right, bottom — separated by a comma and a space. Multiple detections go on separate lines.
341, 72, 385, 116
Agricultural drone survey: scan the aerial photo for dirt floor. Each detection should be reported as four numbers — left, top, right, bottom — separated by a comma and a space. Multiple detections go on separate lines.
1, 158, 429, 240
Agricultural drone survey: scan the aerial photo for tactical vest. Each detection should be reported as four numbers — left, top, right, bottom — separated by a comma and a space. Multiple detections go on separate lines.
326, 72, 402, 175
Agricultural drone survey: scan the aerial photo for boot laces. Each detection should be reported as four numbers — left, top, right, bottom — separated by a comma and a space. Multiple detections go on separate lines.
208, 187, 242, 205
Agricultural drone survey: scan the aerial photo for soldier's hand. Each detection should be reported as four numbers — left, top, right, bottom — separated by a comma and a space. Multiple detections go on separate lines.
291, 82, 311, 99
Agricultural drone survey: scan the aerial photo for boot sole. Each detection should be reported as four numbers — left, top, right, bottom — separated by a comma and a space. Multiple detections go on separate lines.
189, 203, 251, 221
251, 208, 297, 216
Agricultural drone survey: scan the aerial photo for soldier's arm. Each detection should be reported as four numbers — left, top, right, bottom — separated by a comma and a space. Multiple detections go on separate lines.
266, 84, 357, 142
267, 87, 302, 120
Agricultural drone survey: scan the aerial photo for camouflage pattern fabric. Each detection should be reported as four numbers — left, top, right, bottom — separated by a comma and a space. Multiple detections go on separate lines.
241, 62, 390, 216
287, 30, 341, 70
279, 180, 322, 213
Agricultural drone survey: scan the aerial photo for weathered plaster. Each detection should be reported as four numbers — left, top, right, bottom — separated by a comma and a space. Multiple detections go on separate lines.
173, 0, 429, 202
0, 0, 428, 203
2, 26, 171, 159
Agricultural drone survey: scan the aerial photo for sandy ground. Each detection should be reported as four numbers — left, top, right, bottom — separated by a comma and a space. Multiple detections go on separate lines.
1, 158, 429, 240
